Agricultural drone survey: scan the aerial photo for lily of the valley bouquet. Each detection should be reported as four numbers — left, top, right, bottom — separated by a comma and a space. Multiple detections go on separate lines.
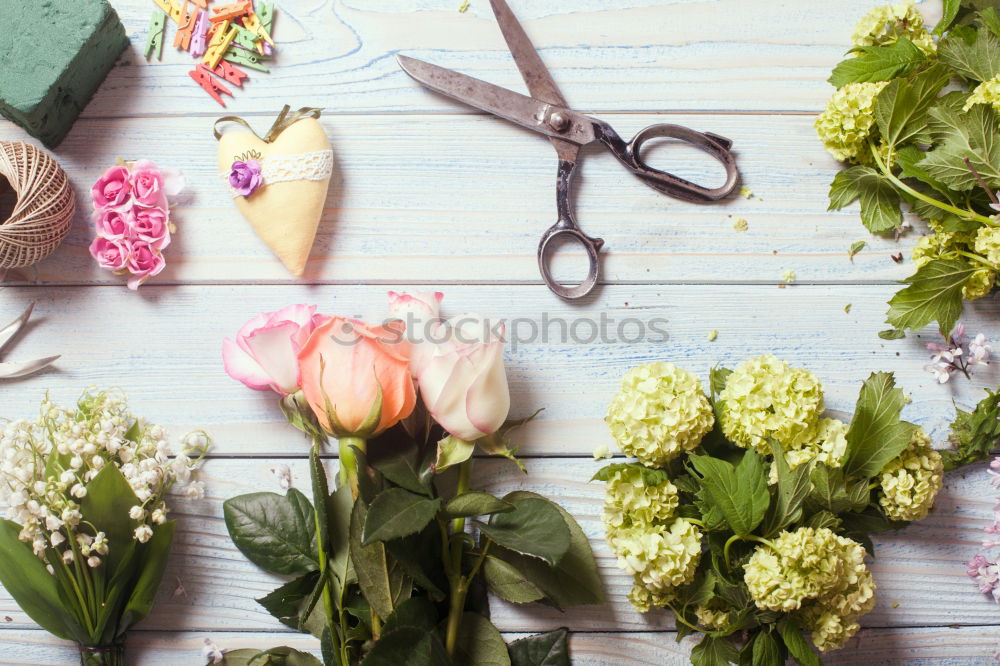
595, 355, 989, 665
218, 293, 603, 665
0, 388, 209, 665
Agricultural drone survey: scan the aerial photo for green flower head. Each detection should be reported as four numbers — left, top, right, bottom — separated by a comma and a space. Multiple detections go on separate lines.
965, 76, 1000, 112
815, 82, 889, 162
878, 427, 944, 521
602, 465, 679, 544
627, 578, 675, 613
851, 1, 936, 54
719, 355, 824, 453
606, 362, 714, 466
974, 226, 1000, 266
611, 518, 702, 595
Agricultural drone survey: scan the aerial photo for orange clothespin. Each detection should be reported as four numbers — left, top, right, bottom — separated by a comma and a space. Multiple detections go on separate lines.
210, 0, 251, 23
189, 65, 233, 106
174, 4, 199, 51
152, 0, 186, 24
242, 11, 275, 47
190, 0, 208, 7
203, 20, 236, 70
213, 61, 249, 87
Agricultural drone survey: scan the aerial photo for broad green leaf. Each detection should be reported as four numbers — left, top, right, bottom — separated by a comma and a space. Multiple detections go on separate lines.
370, 447, 432, 497
708, 365, 733, 399
380, 596, 438, 635
805, 510, 842, 532
808, 466, 852, 514
828, 38, 926, 87
591, 462, 670, 486
843, 372, 918, 479
349, 501, 410, 619
777, 618, 821, 666
689, 452, 769, 537
487, 491, 604, 607
454, 612, 512, 666
478, 496, 571, 566
760, 442, 811, 537
982, 7, 1000, 39
886, 259, 977, 335
435, 435, 475, 472
386, 529, 446, 601
919, 104, 1000, 191
826, 166, 902, 232
935, 0, 961, 34
874, 64, 951, 148
442, 492, 515, 519
751, 631, 783, 666
939, 24, 1000, 81
360, 626, 450, 666
483, 555, 545, 604
690, 634, 739, 666
507, 627, 570, 666
224, 492, 319, 575
362, 487, 441, 546
942, 387, 1000, 470
255, 571, 320, 633
118, 521, 175, 635
0, 519, 77, 641
81, 464, 141, 575
896, 144, 953, 198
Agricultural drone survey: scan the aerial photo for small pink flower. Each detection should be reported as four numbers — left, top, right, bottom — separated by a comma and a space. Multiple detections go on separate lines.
125, 241, 166, 290
91, 166, 131, 209
94, 208, 133, 240
89, 237, 129, 271
132, 205, 171, 249
131, 160, 168, 208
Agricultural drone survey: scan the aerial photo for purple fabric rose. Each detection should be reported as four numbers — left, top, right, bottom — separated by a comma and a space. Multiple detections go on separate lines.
229, 160, 263, 197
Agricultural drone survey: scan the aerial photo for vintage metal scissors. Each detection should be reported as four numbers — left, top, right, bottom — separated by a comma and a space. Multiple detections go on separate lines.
397, 0, 740, 299
0, 303, 59, 379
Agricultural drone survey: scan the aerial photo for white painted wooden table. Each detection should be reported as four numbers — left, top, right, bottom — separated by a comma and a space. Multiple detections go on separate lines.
1, 0, 999, 663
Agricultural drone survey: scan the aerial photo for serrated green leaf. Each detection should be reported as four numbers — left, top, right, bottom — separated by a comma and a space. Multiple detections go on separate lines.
875, 64, 952, 149
591, 462, 670, 485
349, 501, 411, 619
829, 38, 926, 87
224, 492, 319, 576
936, 0, 962, 35
843, 372, 918, 479
478, 496, 570, 566
919, 104, 1000, 191
360, 626, 450, 666
454, 613, 511, 666
442, 492, 515, 520
827, 166, 902, 232
943, 387, 1000, 469
362, 487, 441, 546
777, 618, 821, 666
690, 634, 739, 666
805, 510, 842, 532
940, 24, 1000, 80
255, 571, 321, 634
886, 259, 977, 335
482, 555, 545, 604
982, 7, 1000, 39
507, 628, 569, 666
380, 596, 438, 635
760, 442, 811, 537
689, 451, 769, 537
709, 366, 733, 398
751, 631, 783, 666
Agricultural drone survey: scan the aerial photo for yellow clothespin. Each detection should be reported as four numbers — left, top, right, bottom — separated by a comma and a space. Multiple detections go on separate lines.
203, 21, 237, 70
242, 11, 275, 48
152, 0, 186, 25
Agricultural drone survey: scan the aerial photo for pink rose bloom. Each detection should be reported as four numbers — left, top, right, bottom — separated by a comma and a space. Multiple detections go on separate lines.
223, 305, 328, 395
415, 314, 510, 441
388, 291, 444, 376
93, 208, 133, 240
89, 237, 129, 271
132, 205, 171, 249
125, 241, 166, 290
130, 159, 168, 208
91, 166, 131, 209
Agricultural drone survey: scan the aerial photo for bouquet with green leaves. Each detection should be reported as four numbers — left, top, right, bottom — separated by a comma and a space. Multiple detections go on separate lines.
215, 293, 603, 665
594, 356, 989, 665
817, 0, 1000, 338
0, 388, 209, 665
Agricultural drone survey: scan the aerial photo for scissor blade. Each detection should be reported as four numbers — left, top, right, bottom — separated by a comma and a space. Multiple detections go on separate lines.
489, 0, 568, 108
397, 55, 595, 146
0, 302, 33, 357
0, 356, 59, 379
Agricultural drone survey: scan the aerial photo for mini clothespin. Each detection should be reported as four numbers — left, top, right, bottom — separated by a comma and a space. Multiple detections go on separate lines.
174, 4, 199, 51
189, 8, 211, 57
189, 64, 233, 106
213, 60, 249, 87
230, 23, 259, 51
144, 9, 167, 60
223, 47, 269, 72
257, 2, 276, 55
203, 20, 237, 70
242, 11, 275, 48
210, 0, 252, 23
152, 0, 186, 25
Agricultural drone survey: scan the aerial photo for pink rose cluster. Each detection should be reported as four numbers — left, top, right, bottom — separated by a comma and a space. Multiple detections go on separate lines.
89, 160, 185, 290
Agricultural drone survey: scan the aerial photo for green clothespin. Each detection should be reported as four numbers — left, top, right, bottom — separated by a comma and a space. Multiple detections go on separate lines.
223, 47, 270, 73
258, 2, 275, 32
144, 10, 167, 60
231, 23, 259, 51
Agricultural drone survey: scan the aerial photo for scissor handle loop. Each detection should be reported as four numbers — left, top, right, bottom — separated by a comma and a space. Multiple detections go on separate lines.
595, 122, 740, 203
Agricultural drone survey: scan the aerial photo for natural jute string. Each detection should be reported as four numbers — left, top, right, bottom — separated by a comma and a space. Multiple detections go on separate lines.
0, 141, 75, 269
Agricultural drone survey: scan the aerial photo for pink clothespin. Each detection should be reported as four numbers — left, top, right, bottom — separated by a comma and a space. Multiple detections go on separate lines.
213, 60, 249, 87
174, 3, 198, 51
189, 8, 211, 57
189, 64, 233, 106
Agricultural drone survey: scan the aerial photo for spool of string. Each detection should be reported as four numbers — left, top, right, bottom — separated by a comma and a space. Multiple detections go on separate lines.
0, 141, 75, 269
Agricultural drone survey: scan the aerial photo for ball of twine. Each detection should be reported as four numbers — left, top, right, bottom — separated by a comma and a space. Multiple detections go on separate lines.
0, 141, 75, 269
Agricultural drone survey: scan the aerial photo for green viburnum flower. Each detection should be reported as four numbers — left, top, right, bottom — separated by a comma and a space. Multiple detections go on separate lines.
606, 362, 714, 466
719, 355, 824, 453
797, 541, 876, 651
602, 465, 679, 543
974, 226, 1000, 266
627, 579, 675, 613
611, 518, 702, 597
851, 0, 936, 54
694, 604, 732, 630
878, 427, 944, 521
771, 417, 849, 483
964, 268, 996, 300
815, 81, 889, 162
965, 76, 1000, 112
744, 527, 869, 613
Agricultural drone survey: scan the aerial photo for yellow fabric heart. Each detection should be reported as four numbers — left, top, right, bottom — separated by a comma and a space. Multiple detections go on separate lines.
217, 113, 331, 276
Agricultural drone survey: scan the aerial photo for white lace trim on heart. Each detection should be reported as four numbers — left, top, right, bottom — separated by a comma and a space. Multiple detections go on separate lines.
225, 149, 333, 197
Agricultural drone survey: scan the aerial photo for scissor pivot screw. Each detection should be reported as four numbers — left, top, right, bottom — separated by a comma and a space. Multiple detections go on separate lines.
548, 111, 570, 132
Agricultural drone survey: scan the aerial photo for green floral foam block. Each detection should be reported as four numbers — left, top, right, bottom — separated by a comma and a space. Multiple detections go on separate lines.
0, 0, 129, 148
